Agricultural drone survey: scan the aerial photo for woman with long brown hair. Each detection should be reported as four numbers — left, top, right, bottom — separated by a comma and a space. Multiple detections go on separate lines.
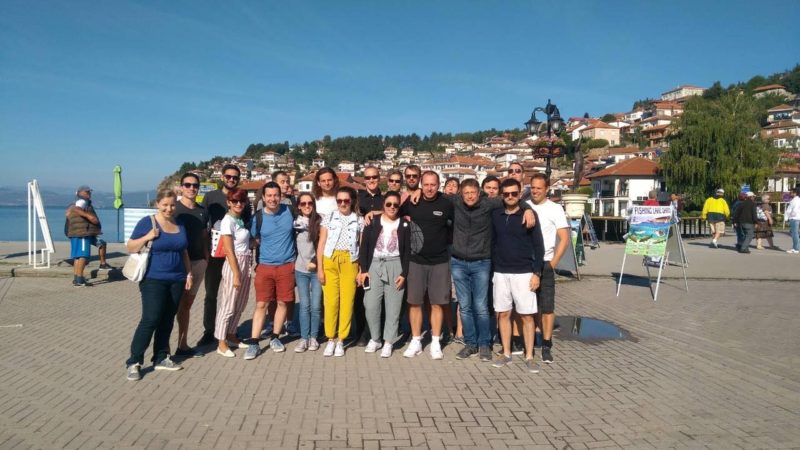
293, 192, 323, 352
313, 167, 339, 219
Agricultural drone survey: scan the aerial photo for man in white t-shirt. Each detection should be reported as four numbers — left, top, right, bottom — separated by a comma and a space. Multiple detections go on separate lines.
527, 173, 570, 364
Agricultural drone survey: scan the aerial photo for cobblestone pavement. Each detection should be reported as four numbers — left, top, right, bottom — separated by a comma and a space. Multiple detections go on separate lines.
0, 276, 798, 449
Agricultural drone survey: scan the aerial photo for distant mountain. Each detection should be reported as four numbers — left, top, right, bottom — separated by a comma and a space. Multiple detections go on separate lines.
0, 186, 156, 208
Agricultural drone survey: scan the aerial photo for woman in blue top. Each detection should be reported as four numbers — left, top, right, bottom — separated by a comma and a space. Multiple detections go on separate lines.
125, 189, 191, 381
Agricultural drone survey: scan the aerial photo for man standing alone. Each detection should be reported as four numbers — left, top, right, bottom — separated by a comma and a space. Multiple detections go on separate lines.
701, 188, 730, 249
527, 173, 569, 364
66, 185, 111, 287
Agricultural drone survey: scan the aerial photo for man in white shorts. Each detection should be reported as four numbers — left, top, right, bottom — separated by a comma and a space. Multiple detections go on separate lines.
490, 179, 545, 373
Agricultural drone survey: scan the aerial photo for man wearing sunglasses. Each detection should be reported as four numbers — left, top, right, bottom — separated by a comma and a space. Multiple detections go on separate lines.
174, 173, 209, 357
400, 165, 421, 204
358, 166, 384, 216
508, 161, 532, 202
197, 164, 252, 347
491, 179, 545, 373
386, 170, 404, 197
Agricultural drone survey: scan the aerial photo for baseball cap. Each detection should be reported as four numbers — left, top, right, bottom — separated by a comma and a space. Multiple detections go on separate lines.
76, 185, 92, 194
745, 191, 755, 197
715, 188, 724, 194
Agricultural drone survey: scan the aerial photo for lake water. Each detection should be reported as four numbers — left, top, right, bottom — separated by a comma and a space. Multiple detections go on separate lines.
0, 206, 127, 242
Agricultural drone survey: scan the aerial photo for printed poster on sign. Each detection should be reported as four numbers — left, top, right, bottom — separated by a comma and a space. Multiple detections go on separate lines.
624, 206, 672, 257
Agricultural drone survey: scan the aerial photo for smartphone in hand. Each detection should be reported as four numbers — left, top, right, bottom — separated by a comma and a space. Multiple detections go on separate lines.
363, 276, 371, 291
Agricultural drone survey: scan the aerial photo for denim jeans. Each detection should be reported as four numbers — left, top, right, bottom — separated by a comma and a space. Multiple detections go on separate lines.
450, 257, 492, 347
295, 270, 322, 340
127, 278, 183, 366
790, 219, 800, 251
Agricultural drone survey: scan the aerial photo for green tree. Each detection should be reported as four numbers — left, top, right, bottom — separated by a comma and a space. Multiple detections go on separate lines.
660, 93, 779, 205
600, 113, 617, 123
584, 139, 609, 150
702, 81, 724, 100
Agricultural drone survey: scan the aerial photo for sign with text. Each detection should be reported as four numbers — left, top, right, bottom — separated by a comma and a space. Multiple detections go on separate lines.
624, 206, 672, 257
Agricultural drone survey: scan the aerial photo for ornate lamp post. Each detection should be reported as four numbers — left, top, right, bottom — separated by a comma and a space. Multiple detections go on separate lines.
524, 99, 565, 182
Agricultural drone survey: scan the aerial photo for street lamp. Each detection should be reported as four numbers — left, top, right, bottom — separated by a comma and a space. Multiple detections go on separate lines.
525, 98, 565, 182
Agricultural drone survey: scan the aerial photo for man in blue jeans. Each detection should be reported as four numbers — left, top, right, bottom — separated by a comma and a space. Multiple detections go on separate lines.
439, 179, 534, 362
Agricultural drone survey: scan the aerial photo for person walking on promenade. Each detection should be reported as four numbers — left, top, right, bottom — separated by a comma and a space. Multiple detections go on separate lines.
214, 189, 254, 357
400, 171, 454, 360
401, 165, 421, 204
317, 186, 364, 357
66, 185, 111, 287
125, 189, 191, 381
491, 179, 545, 373
527, 173, 570, 364
701, 188, 730, 249
292, 192, 323, 353
173, 173, 209, 358
733, 191, 758, 253
358, 191, 410, 358
313, 167, 339, 219
643, 190, 660, 206
243, 182, 297, 359
197, 164, 251, 348
755, 194, 776, 250
785, 187, 800, 254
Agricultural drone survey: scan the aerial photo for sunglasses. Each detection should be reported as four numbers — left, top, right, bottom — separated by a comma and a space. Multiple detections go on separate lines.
509, 168, 523, 174
388, 178, 402, 183
502, 191, 520, 198
298, 201, 313, 207
384, 202, 400, 209
223, 174, 240, 181
404, 174, 419, 179
364, 175, 379, 181
336, 198, 351, 205
182, 183, 200, 189
230, 199, 247, 205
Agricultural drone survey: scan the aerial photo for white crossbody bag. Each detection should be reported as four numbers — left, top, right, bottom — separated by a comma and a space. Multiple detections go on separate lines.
122, 215, 157, 282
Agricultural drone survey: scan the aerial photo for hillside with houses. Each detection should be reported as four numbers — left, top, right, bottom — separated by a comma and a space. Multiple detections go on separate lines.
171, 66, 800, 217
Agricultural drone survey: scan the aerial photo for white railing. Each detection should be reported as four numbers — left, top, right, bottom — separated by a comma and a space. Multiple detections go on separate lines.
27, 180, 55, 269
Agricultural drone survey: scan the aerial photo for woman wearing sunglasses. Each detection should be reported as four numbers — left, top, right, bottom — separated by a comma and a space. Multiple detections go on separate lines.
317, 186, 363, 357
357, 191, 410, 358
293, 193, 323, 352
214, 188, 254, 357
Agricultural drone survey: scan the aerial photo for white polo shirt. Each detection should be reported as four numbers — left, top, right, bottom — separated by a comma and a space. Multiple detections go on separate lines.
528, 199, 569, 262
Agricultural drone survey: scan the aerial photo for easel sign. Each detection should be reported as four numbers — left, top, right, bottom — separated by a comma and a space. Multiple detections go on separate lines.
616, 206, 688, 301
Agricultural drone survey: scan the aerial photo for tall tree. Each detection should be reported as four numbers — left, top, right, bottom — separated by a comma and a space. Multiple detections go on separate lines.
660, 93, 778, 205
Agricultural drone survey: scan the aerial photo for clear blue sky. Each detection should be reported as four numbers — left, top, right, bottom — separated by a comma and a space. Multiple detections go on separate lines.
1, 0, 798, 191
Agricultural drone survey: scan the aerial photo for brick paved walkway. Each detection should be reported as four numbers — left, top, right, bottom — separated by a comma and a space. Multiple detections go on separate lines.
0, 276, 798, 449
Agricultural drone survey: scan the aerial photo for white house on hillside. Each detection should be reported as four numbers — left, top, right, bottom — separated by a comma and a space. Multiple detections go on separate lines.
587, 157, 664, 217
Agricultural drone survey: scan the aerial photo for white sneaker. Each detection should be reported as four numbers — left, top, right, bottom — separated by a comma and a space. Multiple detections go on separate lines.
365, 339, 382, 353
430, 340, 443, 360
403, 339, 422, 358
787, 249, 799, 254
380, 342, 393, 358
323, 340, 336, 357
334, 340, 345, 357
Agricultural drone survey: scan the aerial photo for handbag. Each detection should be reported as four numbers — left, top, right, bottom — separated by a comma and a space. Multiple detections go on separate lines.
122, 215, 157, 282
210, 228, 226, 258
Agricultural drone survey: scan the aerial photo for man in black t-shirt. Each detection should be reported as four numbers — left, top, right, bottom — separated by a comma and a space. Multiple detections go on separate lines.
174, 173, 209, 357
358, 166, 384, 216
197, 164, 251, 347
400, 171, 454, 360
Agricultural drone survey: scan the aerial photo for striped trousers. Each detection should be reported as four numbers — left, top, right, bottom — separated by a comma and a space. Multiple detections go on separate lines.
214, 253, 252, 340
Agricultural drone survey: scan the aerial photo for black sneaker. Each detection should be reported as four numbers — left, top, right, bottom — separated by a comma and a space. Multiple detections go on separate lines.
511, 339, 524, 356
174, 347, 204, 358
196, 334, 217, 347
542, 347, 553, 364
478, 346, 492, 362
72, 276, 89, 287
455, 345, 477, 360
98, 263, 113, 270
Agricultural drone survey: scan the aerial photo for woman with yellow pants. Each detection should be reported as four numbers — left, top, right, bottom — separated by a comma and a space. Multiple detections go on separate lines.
317, 186, 364, 357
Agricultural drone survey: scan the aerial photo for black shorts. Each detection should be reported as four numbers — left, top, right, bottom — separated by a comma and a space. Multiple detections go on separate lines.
537, 263, 556, 314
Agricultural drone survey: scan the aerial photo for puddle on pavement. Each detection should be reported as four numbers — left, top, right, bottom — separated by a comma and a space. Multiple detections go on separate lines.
554, 316, 634, 343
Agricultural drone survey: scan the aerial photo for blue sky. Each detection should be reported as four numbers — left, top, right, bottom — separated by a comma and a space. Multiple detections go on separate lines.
1, 0, 798, 191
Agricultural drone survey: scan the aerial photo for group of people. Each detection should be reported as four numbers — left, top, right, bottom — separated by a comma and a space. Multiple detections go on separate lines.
701, 186, 800, 253
123, 161, 571, 381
